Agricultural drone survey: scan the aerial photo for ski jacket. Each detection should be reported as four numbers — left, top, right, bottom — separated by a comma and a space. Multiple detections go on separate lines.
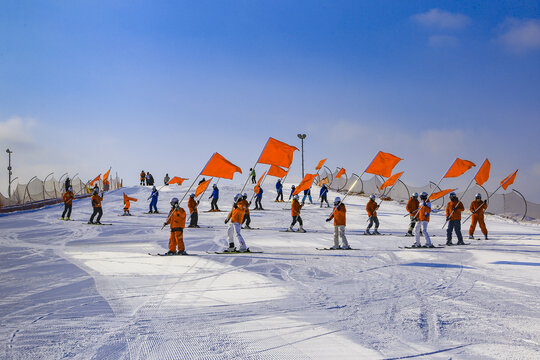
256, 188, 263, 198
188, 197, 198, 213
124, 200, 131, 210
329, 204, 346, 226
140, 171, 145, 180
151, 190, 159, 200
91, 194, 103, 208
446, 200, 464, 220
366, 200, 378, 217
227, 202, 246, 224
167, 207, 186, 229
320, 186, 328, 197
291, 198, 302, 216
470, 199, 487, 216
276, 181, 283, 192
239, 198, 250, 214
63, 191, 74, 205
418, 201, 431, 222
210, 188, 219, 199
164, 175, 170, 185
406, 197, 419, 215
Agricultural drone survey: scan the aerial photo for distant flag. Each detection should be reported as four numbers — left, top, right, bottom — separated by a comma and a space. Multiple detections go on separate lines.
317, 176, 329, 186
257, 137, 298, 168
168, 177, 188, 185
444, 158, 476, 178
336, 168, 346, 179
267, 165, 288, 178
293, 174, 317, 196
474, 159, 491, 186
200, 152, 242, 180
89, 174, 101, 186
365, 151, 402, 178
429, 188, 456, 201
254, 171, 267, 194
195, 178, 212, 197
103, 168, 111, 184
380, 172, 404, 190
500, 170, 518, 190
315, 158, 327, 171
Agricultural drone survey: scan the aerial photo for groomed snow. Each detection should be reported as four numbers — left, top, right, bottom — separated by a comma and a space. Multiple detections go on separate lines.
1, 184, 539, 359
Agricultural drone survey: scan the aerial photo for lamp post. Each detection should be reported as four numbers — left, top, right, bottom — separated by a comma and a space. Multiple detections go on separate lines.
297, 134, 307, 178
6, 149, 13, 197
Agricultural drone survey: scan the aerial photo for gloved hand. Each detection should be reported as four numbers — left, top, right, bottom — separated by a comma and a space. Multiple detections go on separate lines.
326, 218, 331, 222
446, 217, 450, 221
224, 219, 229, 224
163, 222, 167, 227
197, 200, 200, 204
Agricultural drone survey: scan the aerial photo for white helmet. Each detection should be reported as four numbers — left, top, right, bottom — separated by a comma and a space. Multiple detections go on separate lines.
293, 194, 299, 200
369, 194, 376, 200
334, 197, 341, 204
475, 193, 482, 199
170, 197, 179, 206
234, 193, 241, 201
412, 192, 418, 198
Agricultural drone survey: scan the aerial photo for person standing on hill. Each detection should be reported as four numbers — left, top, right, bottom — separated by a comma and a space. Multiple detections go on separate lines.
61, 186, 74, 220
187, 193, 200, 228
406, 192, 420, 236
319, 184, 329, 208
275, 179, 284, 202
140, 171, 146, 186
88, 188, 104, 224
469, 193, 488, 240
224, 194, 249, 252
412, 192, 433, 248
163, 197, 187, 255
164, 173, 170, 185
209, 184, 220, 211
288, 194, 306, 232
302, 188, 313, 204
148, 186, 159, 213
365, 194, 380, 235
446, 192, 465, 245
254, 186, 264, 210
326, 197, 350, 249
250, 168, 256, 184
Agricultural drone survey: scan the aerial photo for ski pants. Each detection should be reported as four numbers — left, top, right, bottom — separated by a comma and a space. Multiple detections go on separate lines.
255, 197, 262, 209
90, 207, 103, 223
169, 228, 185, 252
149, 198, 158, 212
228, 222, 246, 249
469, 214, 487, 236
276, 191, 283, 202
140, 179, 145, 185
302, 194, 312, 204
367, 216, 379, 230
447, 220, 464, 243
333, 225, 349, 247
415, 221, 431, 246
408, 215, 418, 233
189, 212, 198, 227
62, 204, 72, 219
251, 176, 256, 184
211, 198, 219, 211
243, 213, 251, 227
291, 215, 303, 227
320, 194, 329, 207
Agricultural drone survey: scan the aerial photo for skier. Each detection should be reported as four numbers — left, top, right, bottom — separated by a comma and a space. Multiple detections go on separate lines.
64, 177, 71, 192
209, 184, 220, 211
412, 192, 433, 248
469, 193, 488, 240
446, 192, 465, 245
250, 168, 256, 184
164, 173, 170, 185
302, 188, 313, 204
254, 186, 264, 210
148, 186, 159, 213
319, 184, 329, 208
288, 194, 306, 232
140, 171, 146, 186
61, 186, 74, 220
88, 188, 104, 224
198, 177, 206, 185
326, 197, 350, 249
275, 179, 284, 202
240, 193, 252, 229
406, 192, 420, 236
289, 185, 296, 200
163, 197, 187, 255
224, 194, 249, 252
365, 194, 380, 235
149, 173, 155, 186
123, 193, 137, 216
187, 193, 200, 228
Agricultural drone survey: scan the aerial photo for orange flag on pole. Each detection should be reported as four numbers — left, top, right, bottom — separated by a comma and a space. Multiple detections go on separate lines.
336, 168, 346, 179
254, 171, 267, 193
103, 168, 111, 184
195, 178, 212, 197
500, 170, 518, 190
380, 172, 404, 190
444, 158, 476, 178
123, 193, 138, 203
317, 177, 329, 186
365, 151, 402, 178
89, 174, 101, 186
429, 188, 456, 201
257, 137, 298, 168
268, 165, 288, 178
200, 152, 242, 179
168, 177, 188, 185
315, 158, 327, 171
293, 174, 317, 196
474, 159, 491, 186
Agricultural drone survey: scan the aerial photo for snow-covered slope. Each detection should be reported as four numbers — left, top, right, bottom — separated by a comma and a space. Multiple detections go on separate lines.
1, 184, 539, 359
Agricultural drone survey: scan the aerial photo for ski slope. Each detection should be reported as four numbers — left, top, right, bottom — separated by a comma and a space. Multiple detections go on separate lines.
1, 184, 539, 359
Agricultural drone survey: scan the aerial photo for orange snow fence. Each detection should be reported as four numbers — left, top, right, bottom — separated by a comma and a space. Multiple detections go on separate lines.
195, 178, 212, 197
200, 152, 242, 180
254, 171, 267, 194
123, 193, 138, 203
268, 165, 288, 178
429, 188, 456, 201
257, 137, 298, 168
168, 177, 188, 185
336, 168, 346, 179
474, 159, 491, 186
444, 158, 476, 178
89, 174, 101, 186
315, 158, 327, 171
293, 174, 317, 196
365, 151, 402, 178
501, 170, 518, 190
380, 171, 404, 190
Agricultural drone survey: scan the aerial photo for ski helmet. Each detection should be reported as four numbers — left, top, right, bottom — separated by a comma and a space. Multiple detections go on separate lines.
152, 186, 156, 191
213, 184, 217, 188
93, 188, 98, 194
170, 197, 179, 206
243, 193, 248, 198
369, 194, 376, 200
449, 192, 457, 199
420, 192, 428, 200
68, 186, 72, 192
291, 185, 296, 188
412, 192, 419, 198
334, 197, 341, 204
190, 193, 195, 198
293, 194, 299, 200
234, 193, 241, 201
475, 193, 482, 199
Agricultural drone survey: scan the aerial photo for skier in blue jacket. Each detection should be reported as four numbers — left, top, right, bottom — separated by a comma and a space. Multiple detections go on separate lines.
209, 184, 220, 211
254, 187, 264, 210
289, 185, 296, 200
319, 184, 329, 208
275, 179, 284, 202
148, 186, 159, 213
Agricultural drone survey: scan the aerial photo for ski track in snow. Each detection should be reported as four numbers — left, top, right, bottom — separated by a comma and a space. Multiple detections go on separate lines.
1, 184, 540, 359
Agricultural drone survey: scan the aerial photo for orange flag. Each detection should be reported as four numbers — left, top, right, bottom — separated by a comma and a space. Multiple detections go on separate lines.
315, 158, 327, 171
444, 158, 476, 178
380, 171, 404, 190
103, 168, 111, 184
293, 174, 317, 196
254, 171, 267, 193
123, 193, 137, 203
200, 152, 242, 179
195, 178, 212, 197
365, 151, 402, 178
168, 176, 188, 185
429, 188, 456, 201
336, 168, 346, 179
474, 159, 491, 186
89, 174, 101, 186
257, 137, 298, 168
317, 177, 329, 186
268, 165, 288, 178
500, 170, 518, 190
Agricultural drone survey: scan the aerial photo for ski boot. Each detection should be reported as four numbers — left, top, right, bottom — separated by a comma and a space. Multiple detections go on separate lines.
329, 245, 341, 250
484, 235, 488, 240
373, 229, 381, 235
165, 250, 176, 255
469, 235, 474, 239
424, 244, 435, 248
238, 247, 250, 253
446, 241, 453, 246
405, 231, 413, 237
341, 245, 351, 250
411, 243, 422, 248
88, 220, 94, 224
224, 244, 236, 253
298, 226, 306, 233
177, 250, 188, 255
364, 230, 372, 235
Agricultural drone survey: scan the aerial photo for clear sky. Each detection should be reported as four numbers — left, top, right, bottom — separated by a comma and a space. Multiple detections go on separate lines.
1, 1, 539, 201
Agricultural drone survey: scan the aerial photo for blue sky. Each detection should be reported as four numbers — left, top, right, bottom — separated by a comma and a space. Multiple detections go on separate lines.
1, 1, 540, 201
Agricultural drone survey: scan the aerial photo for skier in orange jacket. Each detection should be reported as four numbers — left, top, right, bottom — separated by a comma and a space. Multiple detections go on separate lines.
224, 194, 248, 252
88, 188, 104, 224
469, 193, 488, 240
406, 192, 420, 236
61, 186, 74, 220
163, 197, 187, 255
288, 194, 306, 232
412, 192, 433, 248
187, 193, 200, 228
326, 197, 350, 249
446, 192, 465, 245
365, 194, 380, 235
140, 171, 146, 186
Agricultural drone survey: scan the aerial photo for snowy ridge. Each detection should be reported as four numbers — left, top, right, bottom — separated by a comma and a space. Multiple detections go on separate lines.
1, 184, 539, 359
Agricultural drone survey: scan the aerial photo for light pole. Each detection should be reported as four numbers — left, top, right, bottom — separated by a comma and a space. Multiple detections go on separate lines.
297, 134, 307, 178
6, 149, 13, 197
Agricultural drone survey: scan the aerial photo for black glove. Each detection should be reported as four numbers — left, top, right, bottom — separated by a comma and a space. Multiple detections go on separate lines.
326, 218, 331, 222
163, 222, 167, 227
197, 200, 200, 204
224, 219, 229, 224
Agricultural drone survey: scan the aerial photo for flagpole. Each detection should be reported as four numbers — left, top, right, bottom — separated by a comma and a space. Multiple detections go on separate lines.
327, 171, 364, 219
442, 177, 475, 228
462, 183, 503, 225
